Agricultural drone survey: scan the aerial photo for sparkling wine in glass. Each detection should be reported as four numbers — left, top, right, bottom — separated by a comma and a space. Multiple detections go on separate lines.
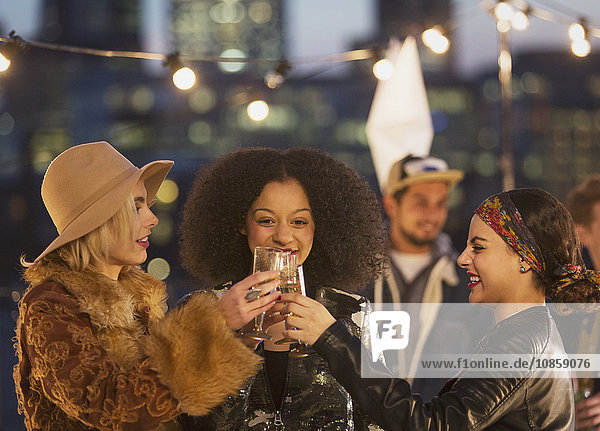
241, 246, 283, 341
274, 253, 303, 345
277, 264, 315, 357
289, 266, 315, 357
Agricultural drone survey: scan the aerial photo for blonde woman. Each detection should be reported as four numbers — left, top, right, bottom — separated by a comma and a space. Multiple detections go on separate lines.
14, 142, 280, 431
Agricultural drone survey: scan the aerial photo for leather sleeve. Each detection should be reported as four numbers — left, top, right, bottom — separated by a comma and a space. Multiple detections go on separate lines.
313, 320, 531, 431
18, 285, 179, 431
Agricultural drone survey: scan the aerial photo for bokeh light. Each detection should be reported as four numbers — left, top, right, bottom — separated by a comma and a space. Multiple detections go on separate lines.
172, 67, 196, 90
147, 258, 171, 280
571, 39, 591, 57
372, 59, 394, 80
156, 179, 179, 204
511, 11, 529, 30
0, 53, 11, 72
188, 86, 217, 113
218, 48, 247, 73
247, 100, 269, 121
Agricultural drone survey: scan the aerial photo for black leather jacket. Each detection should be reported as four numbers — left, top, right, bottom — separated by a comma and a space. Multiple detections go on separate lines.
313, 306, 574, 430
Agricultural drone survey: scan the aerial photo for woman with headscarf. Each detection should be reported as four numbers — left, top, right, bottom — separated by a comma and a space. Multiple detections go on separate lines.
14, 141, 280, 431
280, 188, 600, 430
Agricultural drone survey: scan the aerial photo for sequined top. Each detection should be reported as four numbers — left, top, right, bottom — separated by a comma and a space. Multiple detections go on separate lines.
181, 286, 382, 431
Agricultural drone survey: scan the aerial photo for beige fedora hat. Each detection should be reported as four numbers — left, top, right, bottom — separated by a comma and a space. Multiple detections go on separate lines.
36, 141, 174, 261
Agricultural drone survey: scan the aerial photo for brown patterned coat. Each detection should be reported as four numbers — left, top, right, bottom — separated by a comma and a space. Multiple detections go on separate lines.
14, 259, 261, 431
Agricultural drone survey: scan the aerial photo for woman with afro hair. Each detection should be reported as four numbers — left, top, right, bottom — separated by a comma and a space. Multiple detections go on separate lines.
178, 147, 387, 430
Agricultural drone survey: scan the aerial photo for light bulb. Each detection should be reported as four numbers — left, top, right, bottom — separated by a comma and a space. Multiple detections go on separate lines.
568, 23, 586, 41
494, 2, 514, 21
511, 11, 529, 30
571, 39, 591, 57
422, 28, 450, 54
264, 71, 285, 89
497, 19, 511, 33
172, 67, 196, 90
372, 59, 394, 80
0, 52, 10, 72
247, 100, 269, 121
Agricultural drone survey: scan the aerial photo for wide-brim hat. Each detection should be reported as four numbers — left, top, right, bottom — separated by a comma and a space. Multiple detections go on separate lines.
36, 141, 174, 261
385, 154, 463, 196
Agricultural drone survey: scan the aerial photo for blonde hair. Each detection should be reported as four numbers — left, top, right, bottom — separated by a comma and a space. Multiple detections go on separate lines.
22, 195, 138, 272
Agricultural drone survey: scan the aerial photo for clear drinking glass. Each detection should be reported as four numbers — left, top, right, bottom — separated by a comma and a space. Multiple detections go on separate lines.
274, 252, 303, 345
241, 246, 283, 341
276, 262, 315, 357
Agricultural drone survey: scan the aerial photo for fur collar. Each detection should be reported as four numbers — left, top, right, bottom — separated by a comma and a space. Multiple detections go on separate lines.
23, 259, 168, 368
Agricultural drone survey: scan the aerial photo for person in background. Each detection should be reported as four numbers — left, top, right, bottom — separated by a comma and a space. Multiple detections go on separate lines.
14, 142, 278, 431
567, 174, 600, 430
178, 147, 387, 430
371, 154, 468, 400
281, 187, 600, 430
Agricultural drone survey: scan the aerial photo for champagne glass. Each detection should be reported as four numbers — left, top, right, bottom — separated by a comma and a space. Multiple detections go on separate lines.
274, 252, 303, 345
278, 264, 315, 357
241, 246, 283, 340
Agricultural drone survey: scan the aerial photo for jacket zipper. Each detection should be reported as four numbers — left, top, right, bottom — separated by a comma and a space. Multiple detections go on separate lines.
263, 351, 290, 429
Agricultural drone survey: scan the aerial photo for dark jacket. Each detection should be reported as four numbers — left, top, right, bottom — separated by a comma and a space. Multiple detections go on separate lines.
181, 286, 380, 430
370, 233, 476, 401
313, 306, 574, 430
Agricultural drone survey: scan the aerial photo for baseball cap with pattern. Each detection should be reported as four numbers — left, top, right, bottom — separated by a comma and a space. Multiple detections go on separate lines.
385, 154, 464, 196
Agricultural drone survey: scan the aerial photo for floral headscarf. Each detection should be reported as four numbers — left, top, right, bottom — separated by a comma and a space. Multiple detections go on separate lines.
475, 192, 545, 278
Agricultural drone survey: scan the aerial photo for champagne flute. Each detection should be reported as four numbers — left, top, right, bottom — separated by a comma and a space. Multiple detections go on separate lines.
241, 246, 283, 340
274, 252, 303, 345
278, 264, 315, 357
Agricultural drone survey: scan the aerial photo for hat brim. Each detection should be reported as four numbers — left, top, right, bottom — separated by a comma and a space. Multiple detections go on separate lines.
386, 170, 464, 196
35, 160, 173, 261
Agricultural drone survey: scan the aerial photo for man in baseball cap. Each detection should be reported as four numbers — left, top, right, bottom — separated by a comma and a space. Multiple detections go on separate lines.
373, 154, 468, 401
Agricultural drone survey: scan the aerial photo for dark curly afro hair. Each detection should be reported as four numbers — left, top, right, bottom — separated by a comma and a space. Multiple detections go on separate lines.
180, 147, 387, 294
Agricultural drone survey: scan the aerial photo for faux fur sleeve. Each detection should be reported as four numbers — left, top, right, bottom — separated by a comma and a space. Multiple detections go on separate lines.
142, 291, 262, 416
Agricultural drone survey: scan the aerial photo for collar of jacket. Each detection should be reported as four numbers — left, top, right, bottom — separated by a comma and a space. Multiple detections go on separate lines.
23, 260, 168, 330
22, 260, 168, 368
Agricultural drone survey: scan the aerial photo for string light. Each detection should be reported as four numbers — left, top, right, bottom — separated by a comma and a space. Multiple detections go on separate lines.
568, 19, 591, 57
494, 2, 514, 22
568, 22, 586, 41
421, 27, 450, 54
372, 58, 394, 80
247, 100, 269, 121
569, 22, 585, 41
0, 31, 27, 73
163, 52, 196, 90
0, 0, 598, 80
572, 38, 591, 57
0, 52, 9, 72
511, 9, 530, 31
264, 60, 290, 89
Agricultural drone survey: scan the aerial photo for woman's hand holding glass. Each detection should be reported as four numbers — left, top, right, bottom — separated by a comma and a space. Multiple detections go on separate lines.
217, 271, 281, 331
241, 246, 286, 340
280, 294, 336, 346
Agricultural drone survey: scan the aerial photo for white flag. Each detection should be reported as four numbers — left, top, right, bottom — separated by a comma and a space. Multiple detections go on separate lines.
366, 37, 434, 193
